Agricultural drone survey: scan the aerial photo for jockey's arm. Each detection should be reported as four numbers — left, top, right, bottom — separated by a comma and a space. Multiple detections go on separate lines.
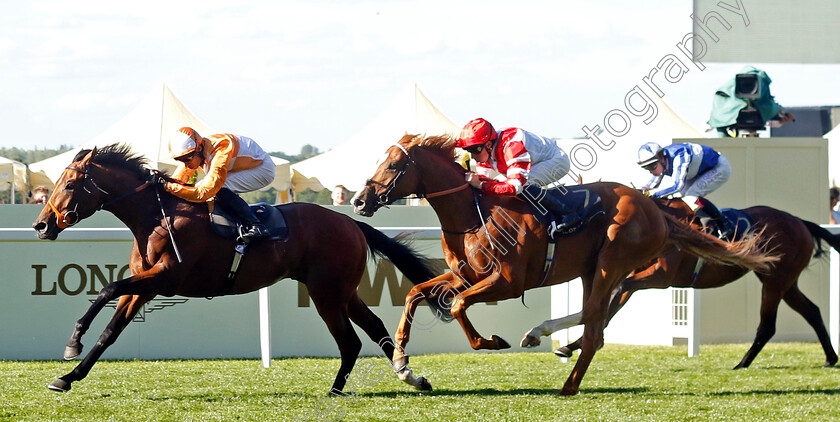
652, 152, 690, 198
165, 139, 235, 202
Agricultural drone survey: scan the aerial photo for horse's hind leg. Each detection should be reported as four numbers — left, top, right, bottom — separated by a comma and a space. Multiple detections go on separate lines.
346, 293, 433, 392
347, 293, 394, 361
783, 285, 838, 366
49, 294, 152, 392
311, 296, 362, 394
734, 284, 784, 369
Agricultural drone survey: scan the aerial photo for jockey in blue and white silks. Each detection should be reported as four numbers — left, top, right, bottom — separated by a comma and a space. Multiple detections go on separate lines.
638, 142, 731, 198
637, 141, 735, 239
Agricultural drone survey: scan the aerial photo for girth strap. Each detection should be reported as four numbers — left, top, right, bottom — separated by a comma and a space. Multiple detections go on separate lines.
216, 241, 248, 298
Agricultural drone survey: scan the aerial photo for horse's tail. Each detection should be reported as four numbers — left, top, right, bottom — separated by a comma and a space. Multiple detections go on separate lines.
354, 220, 453, 322
664, 213, 779, 273
800, 219, 840, 259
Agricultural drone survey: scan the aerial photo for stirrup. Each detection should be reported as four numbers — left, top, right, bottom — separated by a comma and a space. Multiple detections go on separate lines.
547, 221, 558, 240
240, 223, 270, 240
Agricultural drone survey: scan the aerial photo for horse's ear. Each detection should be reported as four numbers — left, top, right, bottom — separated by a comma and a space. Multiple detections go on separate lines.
79, 147, 97, 166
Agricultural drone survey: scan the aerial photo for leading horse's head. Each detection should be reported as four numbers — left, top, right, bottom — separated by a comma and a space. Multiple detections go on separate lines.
353, 133, 462, 217
33, 143, 150, 240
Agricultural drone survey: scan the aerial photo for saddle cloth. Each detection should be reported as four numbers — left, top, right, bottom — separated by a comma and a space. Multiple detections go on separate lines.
697, 207, 752, 241
525, 185, 605, 238
720, 208, 752, 241
209, 202, 289, 241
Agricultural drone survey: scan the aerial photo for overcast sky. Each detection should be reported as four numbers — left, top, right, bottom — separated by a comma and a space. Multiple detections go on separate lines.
2, 0, 839, 155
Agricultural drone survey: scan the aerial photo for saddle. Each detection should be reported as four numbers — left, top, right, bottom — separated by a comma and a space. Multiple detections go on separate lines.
206, 202, 289, 297
209, 202, 289, 241
520, 185, 605, 239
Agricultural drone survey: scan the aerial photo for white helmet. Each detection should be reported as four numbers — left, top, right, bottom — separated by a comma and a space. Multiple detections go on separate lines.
637, 142, 662, 167
169, 127, 201, 159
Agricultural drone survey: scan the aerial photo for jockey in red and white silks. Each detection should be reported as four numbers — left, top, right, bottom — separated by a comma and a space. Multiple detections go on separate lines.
458, 118, 579, 237
459, 118, 570, 194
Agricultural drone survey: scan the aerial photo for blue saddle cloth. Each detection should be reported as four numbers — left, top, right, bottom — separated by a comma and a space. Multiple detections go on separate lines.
209, 202, 289, 241
720, 208, 753, 241
522, 185, 605, 238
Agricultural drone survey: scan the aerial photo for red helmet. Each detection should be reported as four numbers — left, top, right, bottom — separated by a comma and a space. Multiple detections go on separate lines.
457, 118, 497, 149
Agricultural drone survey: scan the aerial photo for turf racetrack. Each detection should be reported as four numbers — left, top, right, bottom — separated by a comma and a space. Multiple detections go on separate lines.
1, 343, 837, 421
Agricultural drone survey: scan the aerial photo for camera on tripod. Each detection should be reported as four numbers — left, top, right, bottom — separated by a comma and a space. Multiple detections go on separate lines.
708, 66, 792, 137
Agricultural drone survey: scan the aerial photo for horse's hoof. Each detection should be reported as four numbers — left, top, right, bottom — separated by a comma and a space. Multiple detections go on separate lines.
557, 386, 578, 396
825, 360, 837, 367
520, 335, 541, 348
64, 344, 82, 360
554, 347, 573, 358
416, 376, 433, 392
732, 363, 747, 370
48, 378, 71, 392
491, 335, 511, 350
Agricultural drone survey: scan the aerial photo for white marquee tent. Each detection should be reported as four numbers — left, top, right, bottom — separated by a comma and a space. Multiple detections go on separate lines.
29, 84, 292, 196
824, 124, 840, 187
291, 84, 461, 193
555, 94, 707, 188
0, 156, 27, 204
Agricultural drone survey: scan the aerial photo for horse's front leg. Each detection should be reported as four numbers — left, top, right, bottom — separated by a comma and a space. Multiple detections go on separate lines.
393, 272, 460, 369
450, 272, 519, 350
392, 272, 464, 391
62, 263, 170, 359
50, 294, 153, 392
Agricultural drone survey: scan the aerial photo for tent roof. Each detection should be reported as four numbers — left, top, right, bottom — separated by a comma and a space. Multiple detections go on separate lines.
30, 83, 214, 183
558, 95, 707, 187
291, 84, 460, 192
0, 156, 27, 192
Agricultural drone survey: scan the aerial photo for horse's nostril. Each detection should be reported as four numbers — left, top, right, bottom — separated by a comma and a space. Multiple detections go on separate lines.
33, 222, 46, 232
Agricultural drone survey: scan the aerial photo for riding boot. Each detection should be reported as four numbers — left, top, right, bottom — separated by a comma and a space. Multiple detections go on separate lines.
521, 185, 582, 238
695, 196, 735, 240
215, 188, 270, 240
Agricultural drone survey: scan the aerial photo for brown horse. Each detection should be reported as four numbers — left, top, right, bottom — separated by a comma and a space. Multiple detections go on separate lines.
352, 134, 777, 395
537, 199, 840, 368
32, 144, 447, 393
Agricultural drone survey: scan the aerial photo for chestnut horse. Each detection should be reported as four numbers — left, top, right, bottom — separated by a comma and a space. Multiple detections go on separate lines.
535, 199, 840, 368
32, 144, 446, 393
352, 134, 777, 396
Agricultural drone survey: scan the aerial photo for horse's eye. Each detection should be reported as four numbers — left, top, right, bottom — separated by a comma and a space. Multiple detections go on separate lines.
65, 181, 75, 190
387, 162, 399, 170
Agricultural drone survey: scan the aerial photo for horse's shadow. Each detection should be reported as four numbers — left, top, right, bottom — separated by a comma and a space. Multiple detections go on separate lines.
363, 386, 648, 398
708, 388, 840, 397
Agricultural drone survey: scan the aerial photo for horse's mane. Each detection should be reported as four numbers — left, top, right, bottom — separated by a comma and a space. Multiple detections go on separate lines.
399, 133, 460, 163
75, 143, 151, 179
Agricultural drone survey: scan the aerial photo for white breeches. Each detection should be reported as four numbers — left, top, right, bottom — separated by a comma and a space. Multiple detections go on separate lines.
223, 157, 276, 193
682, 156, 731, 197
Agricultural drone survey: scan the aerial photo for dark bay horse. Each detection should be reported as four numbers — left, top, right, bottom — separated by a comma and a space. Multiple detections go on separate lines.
352, 134, 778, 395
533, 199, 840, 368
32, 144, 446, 393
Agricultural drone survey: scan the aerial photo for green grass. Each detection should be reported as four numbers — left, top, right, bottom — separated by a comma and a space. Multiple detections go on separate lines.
1, 343, 838, 421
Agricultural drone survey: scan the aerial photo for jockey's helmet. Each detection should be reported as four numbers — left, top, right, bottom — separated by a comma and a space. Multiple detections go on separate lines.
169, 127, 202, 160
457, 118, 498, 149
637, 142, 662, 167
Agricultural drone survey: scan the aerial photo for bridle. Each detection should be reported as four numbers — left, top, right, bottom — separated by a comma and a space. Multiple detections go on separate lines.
48, 164, 150, 229
366, 144, 469, 209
